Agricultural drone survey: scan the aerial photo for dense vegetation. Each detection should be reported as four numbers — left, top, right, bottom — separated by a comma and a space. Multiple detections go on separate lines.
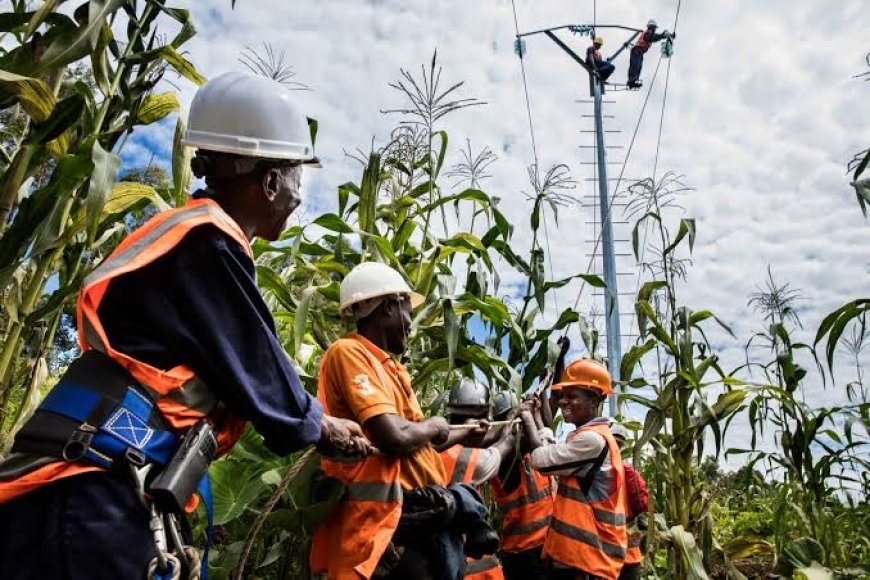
0, 2, 866, 579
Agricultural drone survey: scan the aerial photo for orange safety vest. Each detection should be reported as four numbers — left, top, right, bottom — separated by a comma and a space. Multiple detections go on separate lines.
491, 454, 554, 553
440, 444, 481, 484
310, 454, 403, 580
624, 532, 643, 564
465, 554, 504, 580
542, 421, 628, 580
439, 446, 506, 579
635, 30, 652, 52
0, 198, 249, 503
310, 346, 404, 580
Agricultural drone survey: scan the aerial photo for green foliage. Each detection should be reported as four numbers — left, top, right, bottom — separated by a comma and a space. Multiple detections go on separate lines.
211, 55, 580, 577
0, 0, 202, 448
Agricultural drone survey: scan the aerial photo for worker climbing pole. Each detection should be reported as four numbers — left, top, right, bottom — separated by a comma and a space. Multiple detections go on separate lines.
509, 3, 679, 416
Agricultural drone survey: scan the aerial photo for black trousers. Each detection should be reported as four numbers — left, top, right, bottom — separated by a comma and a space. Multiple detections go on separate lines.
618, 562, 642, 580
0, 471, 155, 580
501, 546, 548, 580
548, 569, 599, 580
628, 47, 645, 84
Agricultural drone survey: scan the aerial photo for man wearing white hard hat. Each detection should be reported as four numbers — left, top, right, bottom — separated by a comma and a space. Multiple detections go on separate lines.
312, 261, 473, 579
0, 71, 367, 579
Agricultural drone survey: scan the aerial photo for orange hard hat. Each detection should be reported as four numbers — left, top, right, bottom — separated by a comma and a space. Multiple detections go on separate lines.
552, 358, 612, 397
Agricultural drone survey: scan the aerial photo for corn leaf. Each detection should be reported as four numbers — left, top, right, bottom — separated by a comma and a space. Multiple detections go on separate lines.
670, 525, 710, 580
171, 115, 192, 206
84, 139, 121, 243
103, 181, 169, 216
158, 45, 206, 85
0, 70, 56, 122
31, 0, 126, 75
136, 91, 179, 125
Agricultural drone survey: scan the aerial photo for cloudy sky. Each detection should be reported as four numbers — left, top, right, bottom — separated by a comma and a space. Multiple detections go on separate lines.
125, 0, 869, 463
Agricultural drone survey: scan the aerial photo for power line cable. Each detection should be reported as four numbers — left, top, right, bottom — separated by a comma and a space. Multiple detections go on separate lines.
511, 0, 540, 169
627, 0, 684, 340
567, 54, 665, 322
510, 0, 561, 317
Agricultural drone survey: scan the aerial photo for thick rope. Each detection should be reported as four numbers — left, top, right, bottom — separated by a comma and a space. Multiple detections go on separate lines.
448, 418, 520, 430
233, 447, 316, 580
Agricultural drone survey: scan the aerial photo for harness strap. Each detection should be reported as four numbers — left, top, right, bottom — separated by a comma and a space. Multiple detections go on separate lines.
579, 446, 609, 495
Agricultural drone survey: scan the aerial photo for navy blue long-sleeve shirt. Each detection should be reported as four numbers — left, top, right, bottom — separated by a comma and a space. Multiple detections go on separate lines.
97, 218, 322, 456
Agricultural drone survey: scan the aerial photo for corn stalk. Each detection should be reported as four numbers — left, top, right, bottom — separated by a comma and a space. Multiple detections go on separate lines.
0, 0, 203, 439
621, 174, 746, 578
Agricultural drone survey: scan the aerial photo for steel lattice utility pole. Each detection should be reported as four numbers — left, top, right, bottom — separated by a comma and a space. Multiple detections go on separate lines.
591, 77, 621, 417
518, 24, 640, 416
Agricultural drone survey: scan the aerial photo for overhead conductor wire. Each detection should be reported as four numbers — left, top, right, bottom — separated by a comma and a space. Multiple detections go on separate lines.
511, 0, 561, 316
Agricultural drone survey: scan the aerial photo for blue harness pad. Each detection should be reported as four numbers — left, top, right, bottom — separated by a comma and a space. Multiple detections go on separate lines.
34, 379, 213, 579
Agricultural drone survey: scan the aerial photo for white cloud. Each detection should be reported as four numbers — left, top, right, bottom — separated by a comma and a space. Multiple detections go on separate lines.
123, 0, 869, 467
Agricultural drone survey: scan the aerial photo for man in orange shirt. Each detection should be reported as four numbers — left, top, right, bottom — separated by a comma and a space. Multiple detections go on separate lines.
311, 262, 458, 579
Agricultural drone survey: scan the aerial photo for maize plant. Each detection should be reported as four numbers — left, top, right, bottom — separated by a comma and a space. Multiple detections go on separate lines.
0, 0, 205, 448
205, 56, 594, 578
620, 173, 747, 579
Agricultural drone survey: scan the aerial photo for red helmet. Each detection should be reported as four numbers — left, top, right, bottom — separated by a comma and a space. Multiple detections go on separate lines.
552, 358, 612, 397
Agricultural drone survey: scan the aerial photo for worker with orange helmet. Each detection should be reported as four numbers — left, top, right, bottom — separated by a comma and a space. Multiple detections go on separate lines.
519, 358, 628, 580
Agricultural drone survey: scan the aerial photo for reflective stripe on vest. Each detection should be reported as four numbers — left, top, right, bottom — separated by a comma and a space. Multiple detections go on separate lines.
310, 341, 404, 580
505, 515, 550, 537
555, 482, 627, 526
550, 518, 626, 559
465, 554, 503, 579
312, 453, 403, 580
625, 532, 644, 564
441, 445, 480, 484
345, 480, 403, 503
492, 455, 553, 552
542, 421, 628, 579
77, 198, 250, 455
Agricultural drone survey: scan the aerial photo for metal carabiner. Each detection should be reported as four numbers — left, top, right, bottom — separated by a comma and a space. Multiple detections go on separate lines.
130, 463, 153, 508
130, 464, 174, 577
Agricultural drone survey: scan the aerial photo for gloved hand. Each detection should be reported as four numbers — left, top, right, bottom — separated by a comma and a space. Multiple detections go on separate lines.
557, 335, 571, 357
394, 485, 457, 542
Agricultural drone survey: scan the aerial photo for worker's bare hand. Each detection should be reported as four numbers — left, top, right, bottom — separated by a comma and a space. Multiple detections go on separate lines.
470, 419, 489, 437
347, 435, 376, 456
519, 410, 537, 437
318, 415, 369, 455
425, 416, 450, 445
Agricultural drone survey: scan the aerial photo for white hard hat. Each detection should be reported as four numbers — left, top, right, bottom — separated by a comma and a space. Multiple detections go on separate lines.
184, 71, 320, 165
647, 19, 658, 28
339, 262, 424, 316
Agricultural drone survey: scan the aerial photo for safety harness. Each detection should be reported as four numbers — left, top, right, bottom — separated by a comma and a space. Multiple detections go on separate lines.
13, 351, 213, 580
